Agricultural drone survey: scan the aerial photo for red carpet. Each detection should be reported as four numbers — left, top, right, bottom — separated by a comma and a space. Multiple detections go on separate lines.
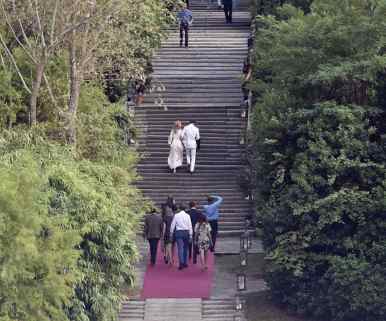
141, 244, 214, 299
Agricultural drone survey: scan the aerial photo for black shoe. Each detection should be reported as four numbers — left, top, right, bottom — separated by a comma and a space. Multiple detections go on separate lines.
178, 265, 184, 270
183, 263, 188, 269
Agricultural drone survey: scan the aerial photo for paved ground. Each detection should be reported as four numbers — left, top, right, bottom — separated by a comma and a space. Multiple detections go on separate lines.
214, 236, 264, 255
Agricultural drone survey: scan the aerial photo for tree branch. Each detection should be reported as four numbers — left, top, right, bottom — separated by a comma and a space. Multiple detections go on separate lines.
0, 32, 31, 94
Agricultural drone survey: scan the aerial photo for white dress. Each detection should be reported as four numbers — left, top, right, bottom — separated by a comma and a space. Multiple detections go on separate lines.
168, 129, 184, 170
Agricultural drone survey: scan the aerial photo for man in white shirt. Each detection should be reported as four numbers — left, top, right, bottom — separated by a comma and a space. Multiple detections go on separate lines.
170, 204, 193, 269
182, 120, 200, 174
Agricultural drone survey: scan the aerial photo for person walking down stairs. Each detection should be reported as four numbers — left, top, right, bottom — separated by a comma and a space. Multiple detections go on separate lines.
222, 0, 233, 23
178, 4, 193, 48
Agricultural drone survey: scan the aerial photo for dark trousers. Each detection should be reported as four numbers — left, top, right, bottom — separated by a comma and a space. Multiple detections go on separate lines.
148, 238, 159, 265
180, 24, 189, 47
189, 232, 198, 263
209, 220, 218, 251
175, 230, 190, 266
224, 4, 232, 23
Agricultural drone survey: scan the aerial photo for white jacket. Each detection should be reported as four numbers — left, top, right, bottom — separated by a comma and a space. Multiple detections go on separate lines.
182, 123, 200, 149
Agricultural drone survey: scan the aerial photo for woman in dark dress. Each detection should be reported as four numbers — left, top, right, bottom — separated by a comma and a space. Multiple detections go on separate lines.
162, 196, 177, 265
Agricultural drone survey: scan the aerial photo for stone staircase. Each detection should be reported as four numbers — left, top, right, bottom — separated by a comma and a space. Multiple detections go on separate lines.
202, 298, 246, 321
119, 298, 247, 321
119, 299, 145, 321
135, 0, 252, 235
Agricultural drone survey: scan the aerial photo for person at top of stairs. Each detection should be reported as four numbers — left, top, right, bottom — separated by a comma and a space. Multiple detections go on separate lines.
182, 120, 200, 174
177, 3, 193, 48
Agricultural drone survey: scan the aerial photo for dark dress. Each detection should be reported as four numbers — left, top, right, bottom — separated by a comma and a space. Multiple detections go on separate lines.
163, 206, 175, 244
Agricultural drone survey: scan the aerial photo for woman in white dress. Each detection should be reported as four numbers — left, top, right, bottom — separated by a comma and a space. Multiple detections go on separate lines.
168, 121, 184, 173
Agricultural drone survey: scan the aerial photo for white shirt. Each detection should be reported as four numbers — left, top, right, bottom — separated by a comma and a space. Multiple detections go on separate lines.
170, 210, 193, 238
182, 123, 200, 149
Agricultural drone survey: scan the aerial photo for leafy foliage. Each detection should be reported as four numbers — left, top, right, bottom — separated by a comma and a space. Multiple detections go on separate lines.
0, 107, 148, 321
249, 1, 386, 320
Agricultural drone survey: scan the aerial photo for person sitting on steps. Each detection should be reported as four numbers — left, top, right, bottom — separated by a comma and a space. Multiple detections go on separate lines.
178, 3, 193, 48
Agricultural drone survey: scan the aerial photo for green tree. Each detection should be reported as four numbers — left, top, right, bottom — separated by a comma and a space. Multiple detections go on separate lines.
249, 1, 386, 320
0, 152, 80, 321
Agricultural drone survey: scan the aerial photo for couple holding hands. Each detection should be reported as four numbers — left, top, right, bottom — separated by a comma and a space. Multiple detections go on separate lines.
168, 120, 200, 174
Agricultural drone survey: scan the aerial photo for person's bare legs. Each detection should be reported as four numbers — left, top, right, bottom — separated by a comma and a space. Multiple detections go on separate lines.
204, 249, 209, 269
200, 248, 205, 271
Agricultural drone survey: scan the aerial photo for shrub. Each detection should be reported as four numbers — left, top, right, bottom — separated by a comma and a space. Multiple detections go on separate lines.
249, 1, 386, 320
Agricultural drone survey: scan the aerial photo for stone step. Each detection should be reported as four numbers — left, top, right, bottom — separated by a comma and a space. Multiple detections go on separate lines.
119, 300, 145, 320
144, 299, 202, 321
202, 298, 246, 321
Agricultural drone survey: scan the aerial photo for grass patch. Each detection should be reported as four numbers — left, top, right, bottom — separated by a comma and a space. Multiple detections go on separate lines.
215, 253, 265, 278
246, 291, 324, 321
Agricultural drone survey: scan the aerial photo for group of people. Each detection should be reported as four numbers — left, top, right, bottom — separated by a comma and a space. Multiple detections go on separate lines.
144, 195, 223, 271
178, 0, 235, 48
168, 120, 200, 174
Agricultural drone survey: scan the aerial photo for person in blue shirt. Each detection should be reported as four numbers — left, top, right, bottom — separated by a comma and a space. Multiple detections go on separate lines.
178, 4, 193, 48
203, 195, 223, 251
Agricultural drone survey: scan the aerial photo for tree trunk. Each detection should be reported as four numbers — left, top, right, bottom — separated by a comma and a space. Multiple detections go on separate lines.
67, 36, 81, 146
29, 57, 46, 126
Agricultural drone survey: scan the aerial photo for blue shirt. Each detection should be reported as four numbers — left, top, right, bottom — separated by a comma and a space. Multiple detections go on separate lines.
203, 196, 223, 221
178, 9, 193, 24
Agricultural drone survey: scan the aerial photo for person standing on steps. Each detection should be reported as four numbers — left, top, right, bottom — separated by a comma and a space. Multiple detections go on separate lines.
182, 120, 200, 174
144, 208, 164, 266
203, 195, 223, 252
170, 204, 193, 270
187, 201, 201, 264
194, 213, 212, 271
168, 121, 184, 174
178, 4, 193, 48
222, 0, 233, 23
162, 196, 177, 265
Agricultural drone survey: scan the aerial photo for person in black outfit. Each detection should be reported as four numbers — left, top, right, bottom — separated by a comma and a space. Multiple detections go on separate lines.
187, 201, 201, 264
222, 0, 232, 23
162, 196, 177, 265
